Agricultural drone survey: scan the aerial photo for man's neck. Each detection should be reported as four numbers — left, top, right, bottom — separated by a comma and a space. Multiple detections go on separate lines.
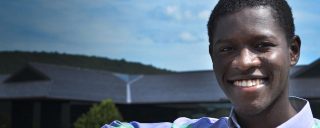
236, 95, 297, 128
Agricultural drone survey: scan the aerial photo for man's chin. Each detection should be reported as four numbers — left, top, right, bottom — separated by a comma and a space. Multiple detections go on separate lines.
233, 102, 267, 116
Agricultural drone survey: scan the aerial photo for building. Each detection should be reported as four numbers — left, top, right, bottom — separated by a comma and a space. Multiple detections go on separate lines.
0, 58, 319, 128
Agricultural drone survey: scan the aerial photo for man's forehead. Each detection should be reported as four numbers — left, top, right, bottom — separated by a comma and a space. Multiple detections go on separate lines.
212, 7, 284, 45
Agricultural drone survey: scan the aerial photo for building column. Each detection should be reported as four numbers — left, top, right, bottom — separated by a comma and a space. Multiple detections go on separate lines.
0, 101, 12, 128
33, 101, 41, 128
61, 102, 70, 128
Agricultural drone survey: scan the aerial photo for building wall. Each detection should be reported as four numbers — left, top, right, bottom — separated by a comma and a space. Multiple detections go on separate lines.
0, 100, 11, 128
117, 102, 232, 122
0, 99, 101, 128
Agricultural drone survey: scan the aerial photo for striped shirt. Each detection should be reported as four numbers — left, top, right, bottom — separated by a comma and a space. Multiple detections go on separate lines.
102, 97, 320, 128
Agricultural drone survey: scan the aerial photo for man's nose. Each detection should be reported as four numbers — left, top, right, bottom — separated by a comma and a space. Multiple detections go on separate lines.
233, 48, 261, 71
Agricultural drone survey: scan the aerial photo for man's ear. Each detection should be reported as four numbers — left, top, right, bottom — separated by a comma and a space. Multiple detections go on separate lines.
289, 35, 301, 66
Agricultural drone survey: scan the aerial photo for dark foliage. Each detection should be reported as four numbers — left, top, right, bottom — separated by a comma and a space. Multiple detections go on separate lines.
0, 51, 174, 74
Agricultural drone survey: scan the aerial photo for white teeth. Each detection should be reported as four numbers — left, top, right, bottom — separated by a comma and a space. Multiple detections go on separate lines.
235, 81, 239, 86
233, 79, 265, 87
248, 80, 252, 86
252, 80, 256, 85
241, 81, 246, 86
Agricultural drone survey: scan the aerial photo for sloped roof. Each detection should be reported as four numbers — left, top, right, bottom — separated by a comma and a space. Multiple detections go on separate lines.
131, 71, 226, 104
1, 61, 320, 104
0, 63, 127, 103
291, 58, 320, 78
4, 64, 50, 83
289, 77, 320, 98
129, 65, 320, 104
289, 65, 307, 76
287, 60, 320, 98
0, 75, 9, 82
287, 65, 320, 97
0, 63, 226, 104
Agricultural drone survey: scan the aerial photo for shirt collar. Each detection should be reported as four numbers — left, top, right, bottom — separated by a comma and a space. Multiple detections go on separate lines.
228, 96, 314, 128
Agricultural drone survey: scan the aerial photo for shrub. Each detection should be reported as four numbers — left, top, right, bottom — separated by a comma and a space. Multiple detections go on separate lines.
74, 99, 123, 128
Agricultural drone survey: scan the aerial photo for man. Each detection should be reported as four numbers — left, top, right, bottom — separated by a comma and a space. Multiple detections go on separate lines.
102, 0, 320, 127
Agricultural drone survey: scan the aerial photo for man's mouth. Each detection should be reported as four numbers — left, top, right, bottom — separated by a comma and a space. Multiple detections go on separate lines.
232, 78, 267, 87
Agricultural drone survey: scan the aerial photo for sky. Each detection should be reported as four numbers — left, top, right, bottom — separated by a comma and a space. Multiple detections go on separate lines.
0, 0, 320, 71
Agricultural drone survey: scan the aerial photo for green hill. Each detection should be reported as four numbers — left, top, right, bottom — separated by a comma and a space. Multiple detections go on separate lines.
0, 51, 174, 75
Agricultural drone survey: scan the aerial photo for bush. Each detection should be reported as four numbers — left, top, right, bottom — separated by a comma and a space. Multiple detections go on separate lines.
74, 99, 123, 128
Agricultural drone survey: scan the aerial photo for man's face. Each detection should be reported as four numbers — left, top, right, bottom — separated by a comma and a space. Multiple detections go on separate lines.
210, 7, 297, 116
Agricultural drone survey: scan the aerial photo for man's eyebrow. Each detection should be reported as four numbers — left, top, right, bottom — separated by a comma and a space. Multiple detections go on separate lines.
252, 34, 277, 40
213, 39, 234, 47
213, 34, 278, 47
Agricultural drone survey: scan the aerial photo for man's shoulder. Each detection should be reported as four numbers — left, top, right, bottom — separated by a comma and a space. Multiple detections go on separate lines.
101, 117, 229, 128
173, 117, 229, 128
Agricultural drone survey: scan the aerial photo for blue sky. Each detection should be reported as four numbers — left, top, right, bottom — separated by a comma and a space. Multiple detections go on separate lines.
0, 0, 320, 71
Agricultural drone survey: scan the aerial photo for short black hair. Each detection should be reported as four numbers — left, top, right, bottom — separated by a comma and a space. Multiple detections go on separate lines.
208, 0, 295, 54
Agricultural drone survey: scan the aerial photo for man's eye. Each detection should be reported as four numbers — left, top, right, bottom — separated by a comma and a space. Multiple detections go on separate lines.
255, 42, 275, 49
219, 47, 234, 52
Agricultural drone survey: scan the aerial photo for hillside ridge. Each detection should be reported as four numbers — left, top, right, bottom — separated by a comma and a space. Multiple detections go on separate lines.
0, 51, 173, 75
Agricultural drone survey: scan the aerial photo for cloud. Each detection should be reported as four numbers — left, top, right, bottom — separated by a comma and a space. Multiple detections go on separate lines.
164, 5, 182, 20
179, 32, 196, 42
15, 0, 320, 71
0, 0, 225, 71
165, 5, 178, 15
164, 5, 201, 21
198, 10, 211, 20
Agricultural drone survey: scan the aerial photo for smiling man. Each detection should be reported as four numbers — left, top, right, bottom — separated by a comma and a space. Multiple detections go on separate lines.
102, 0, 319, 128
207, 0, 318, 127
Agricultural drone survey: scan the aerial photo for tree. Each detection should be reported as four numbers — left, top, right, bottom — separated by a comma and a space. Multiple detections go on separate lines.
74, 99, 123, 128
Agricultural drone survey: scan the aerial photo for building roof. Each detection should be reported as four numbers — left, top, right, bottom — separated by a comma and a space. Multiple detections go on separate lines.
0, 75, 9, 82
291, 58, 320, 78
0, 60, 320, 104
0, 63, 226, 104
289, 77, 320, 98
0, 63, 127, 103
131, 71, 226, 104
